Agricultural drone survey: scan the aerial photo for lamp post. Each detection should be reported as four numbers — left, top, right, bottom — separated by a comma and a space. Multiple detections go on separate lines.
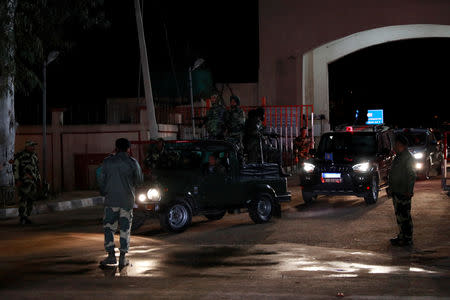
188, 58, 205, 138
42, 51, 59, 185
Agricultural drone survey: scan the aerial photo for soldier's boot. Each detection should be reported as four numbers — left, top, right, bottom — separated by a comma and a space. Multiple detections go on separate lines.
100, 251, 117, 266
119, 252, 129, 268
390, 236, 413, 247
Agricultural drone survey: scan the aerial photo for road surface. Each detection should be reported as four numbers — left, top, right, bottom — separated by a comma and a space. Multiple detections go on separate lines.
0, 179, 449, 299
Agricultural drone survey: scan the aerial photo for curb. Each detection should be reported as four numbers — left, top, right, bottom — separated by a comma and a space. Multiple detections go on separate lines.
0, 196, 105, 219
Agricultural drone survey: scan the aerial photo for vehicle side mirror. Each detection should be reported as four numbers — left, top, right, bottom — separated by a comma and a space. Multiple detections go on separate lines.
309, 149, 317, 156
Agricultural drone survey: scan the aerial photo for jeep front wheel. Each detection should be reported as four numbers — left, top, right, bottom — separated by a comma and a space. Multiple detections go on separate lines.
159, 202, 192, 233
249, 194, 273, 224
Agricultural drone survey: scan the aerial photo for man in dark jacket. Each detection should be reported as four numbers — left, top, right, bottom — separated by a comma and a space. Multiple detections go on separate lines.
98, 138, 143, 267
388, 134, 416, 246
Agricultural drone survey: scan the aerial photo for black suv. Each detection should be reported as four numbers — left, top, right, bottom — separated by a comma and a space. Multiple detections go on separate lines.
394, 128, 443, 179
299, 125, 395, 204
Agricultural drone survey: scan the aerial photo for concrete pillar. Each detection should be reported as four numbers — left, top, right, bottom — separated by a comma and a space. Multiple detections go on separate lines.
51, 108, 64, 193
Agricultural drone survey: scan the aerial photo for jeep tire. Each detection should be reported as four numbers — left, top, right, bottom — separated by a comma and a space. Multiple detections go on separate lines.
249, 194, 273, 224
159, 201, 192, 233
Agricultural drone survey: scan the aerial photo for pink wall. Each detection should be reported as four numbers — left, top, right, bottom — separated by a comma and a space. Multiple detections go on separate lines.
259, 0, 450, 105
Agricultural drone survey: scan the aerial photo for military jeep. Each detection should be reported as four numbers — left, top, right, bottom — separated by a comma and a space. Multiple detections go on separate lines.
132, 140, 291, 233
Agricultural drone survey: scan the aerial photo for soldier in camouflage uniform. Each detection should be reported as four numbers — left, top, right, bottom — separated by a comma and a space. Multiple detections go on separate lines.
294, 127, 312, 164
206, 94, 227, 140
14, 140, 41, 224
97, 138, 143, 268
243, 107, 265, 163
225, 95, 245, 160
388, 134, 416, 247
144, 138, 165, 170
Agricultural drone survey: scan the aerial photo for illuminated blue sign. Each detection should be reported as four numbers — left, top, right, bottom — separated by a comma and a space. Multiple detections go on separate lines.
366, 109, 384, 125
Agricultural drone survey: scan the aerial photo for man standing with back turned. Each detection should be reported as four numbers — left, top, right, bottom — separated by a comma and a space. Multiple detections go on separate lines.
98, 138, 143, 267
389, 134, 416, 247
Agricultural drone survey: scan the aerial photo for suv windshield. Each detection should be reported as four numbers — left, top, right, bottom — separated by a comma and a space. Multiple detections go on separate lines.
318, 132, 377, 155
404, 133, 427, 146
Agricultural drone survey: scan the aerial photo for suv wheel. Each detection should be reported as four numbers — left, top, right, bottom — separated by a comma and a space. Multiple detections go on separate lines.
205, 210, 226, 221
302, 189, 317, 204
159, 201, 192, 233
131, 209, 147, 233
249, 194, 273, 224
364, 176, 379, 205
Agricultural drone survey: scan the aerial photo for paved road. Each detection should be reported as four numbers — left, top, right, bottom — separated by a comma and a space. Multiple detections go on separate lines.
0, 179, 449, 299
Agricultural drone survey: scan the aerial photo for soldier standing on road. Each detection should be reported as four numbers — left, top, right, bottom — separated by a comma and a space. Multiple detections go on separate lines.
294, 127, 312, 164
388, 134, 416, 247
206, 94, 227, 140
225, 95, 245, 158
14, 140, 41, 225
98, 138, 143, 268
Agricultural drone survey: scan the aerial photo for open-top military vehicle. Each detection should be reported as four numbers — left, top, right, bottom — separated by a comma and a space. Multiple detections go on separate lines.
132, 140, 291, 233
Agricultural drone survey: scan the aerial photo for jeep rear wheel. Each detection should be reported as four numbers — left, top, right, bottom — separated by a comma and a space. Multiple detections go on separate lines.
302, 190, 317, 204
249, 194, 273, 224
205, 210, 226, 221
364, 176, 379, 205
159, 202, 192, 233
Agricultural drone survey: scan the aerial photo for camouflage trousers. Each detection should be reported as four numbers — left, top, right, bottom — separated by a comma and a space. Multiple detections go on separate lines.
103, 207, 133, 253
18, 182, 38, 217
392, 194, 413, 240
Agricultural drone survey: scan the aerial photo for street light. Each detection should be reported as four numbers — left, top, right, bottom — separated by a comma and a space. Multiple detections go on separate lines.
189, 58, 205, 138
42, 51, 59, 187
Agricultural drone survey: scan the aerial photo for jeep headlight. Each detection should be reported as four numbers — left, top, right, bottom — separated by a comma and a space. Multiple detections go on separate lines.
353, 162, 370, 173
147, 188, 161, 201
413, 152, 424, 159
303, 162, 315, 173
138, 194, 147, 202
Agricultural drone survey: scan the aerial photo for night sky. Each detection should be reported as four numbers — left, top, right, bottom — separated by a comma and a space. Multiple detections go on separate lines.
329, 38, 450, 128
15, 1, 450, 129
15, 0, 259, 123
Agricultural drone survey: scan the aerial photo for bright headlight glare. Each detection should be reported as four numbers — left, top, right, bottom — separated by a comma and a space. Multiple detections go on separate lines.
413, 152, 424, 159
303, 163, 315, 173
353, 162, 370, 172
147, 188, 160, 200
415, 162, 423, 170
138, 194, 147, 202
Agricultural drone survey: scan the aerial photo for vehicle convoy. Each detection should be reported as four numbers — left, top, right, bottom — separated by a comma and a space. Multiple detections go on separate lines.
299, 125, 395, 204
395, 128, 443, 179
132, 140, 291, 233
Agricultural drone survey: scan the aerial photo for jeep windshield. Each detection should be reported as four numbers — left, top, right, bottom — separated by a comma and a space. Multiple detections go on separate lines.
318, 132, 377, 156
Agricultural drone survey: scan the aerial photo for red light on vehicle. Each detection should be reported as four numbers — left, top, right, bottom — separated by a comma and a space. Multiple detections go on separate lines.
346, 126, 353, 132
366, 186, 370, 190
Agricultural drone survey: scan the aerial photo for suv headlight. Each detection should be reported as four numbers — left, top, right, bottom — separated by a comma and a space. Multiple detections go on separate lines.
353, 162, 370, 172
303, 162, 315, 173
147, 188, 161, 201
413, 152, 424, 159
